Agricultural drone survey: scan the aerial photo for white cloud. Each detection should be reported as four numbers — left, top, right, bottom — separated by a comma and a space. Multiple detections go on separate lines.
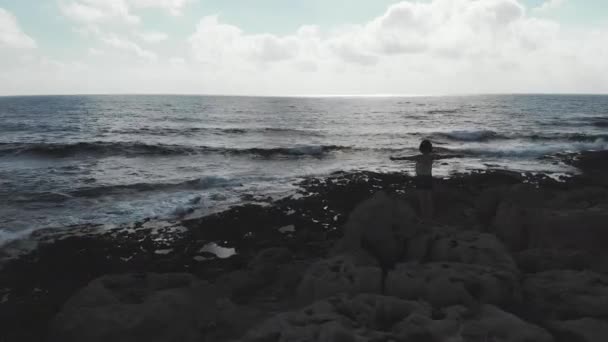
129, 0, 193, 16
0, 8, 36, 49
59, 0, 193, 25
88, 47, 104, 55
138, 31, 168, 43
189, 16, 300, 67
3, 0, 608, 95
101, 34, 157, 61
59, 0, 139, 25
182, 0, 607, 94
534, 0, 567, 12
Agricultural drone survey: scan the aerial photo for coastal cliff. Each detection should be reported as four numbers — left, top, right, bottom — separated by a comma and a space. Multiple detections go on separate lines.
2, 151, 608, 342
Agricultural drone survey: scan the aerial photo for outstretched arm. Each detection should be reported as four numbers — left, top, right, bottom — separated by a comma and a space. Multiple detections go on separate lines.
433, 153, 464, 160
390, 155, 419, 161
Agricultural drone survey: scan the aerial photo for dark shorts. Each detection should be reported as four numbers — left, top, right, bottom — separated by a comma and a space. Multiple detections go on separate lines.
415, 175, 433, 190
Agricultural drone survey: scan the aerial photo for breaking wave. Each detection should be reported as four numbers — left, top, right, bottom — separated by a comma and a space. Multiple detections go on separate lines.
426, 130, 608, 143
0, 142, 350, 159
104, 126, 322, 137
448, 140, 608, 158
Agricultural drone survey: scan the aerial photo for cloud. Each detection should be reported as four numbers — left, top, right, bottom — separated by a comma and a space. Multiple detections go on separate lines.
534, 0, 567, 12
59, 0, 139, 25
88, 47, 104, 55
101, 34, 157, 60
182, 0, 607, 94
138, 31, 168, 43
59, 0, 193, 25
0, 8, 36, 49
188, 16, 300, 67
129, 0, 193, 16
3, 0, 608, 95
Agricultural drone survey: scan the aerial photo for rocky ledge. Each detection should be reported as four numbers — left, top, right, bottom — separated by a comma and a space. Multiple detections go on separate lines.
1, 151, 608, 342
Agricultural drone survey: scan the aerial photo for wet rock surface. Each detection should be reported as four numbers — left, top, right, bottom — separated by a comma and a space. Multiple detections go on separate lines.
2, 151, 608, 341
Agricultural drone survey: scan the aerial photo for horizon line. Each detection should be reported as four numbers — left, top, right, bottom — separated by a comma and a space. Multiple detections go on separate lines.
2, 92, 608, 98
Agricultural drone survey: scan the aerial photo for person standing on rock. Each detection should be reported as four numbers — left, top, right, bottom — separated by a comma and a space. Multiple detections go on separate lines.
391, 140, 436, 221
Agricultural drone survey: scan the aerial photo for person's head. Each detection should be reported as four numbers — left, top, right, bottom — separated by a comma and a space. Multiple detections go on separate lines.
419, 140, 433, 154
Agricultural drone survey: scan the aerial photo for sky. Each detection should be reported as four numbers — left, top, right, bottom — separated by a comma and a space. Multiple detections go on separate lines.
0, 0, 607, 95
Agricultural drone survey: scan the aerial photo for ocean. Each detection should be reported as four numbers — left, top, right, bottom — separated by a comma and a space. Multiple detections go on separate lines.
1, 94, 607, 244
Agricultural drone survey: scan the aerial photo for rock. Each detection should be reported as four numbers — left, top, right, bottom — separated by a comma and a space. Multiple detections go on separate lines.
475, 186, 507, 226
523, 270, 608, 319
491, 186, 608, 253
241, 294, 431, 342
430, 186, 476, 225
548, 318, 608, 342
242, 297, 552, 342
530, 208, 608, 252
248, 247, 292, 275
50, 273, 256, 342
491, 184, 544, 251
569, 150, 608, 185
296, 256, 383, 304
516, 248, 592, 273
385, 262, 520, 308
395, 304, 554, 342
461, 305, 553, 342
547, 187, 608, 210
216, 247, 292, 300
406, 228, 517, 272
334, 191, 423, 268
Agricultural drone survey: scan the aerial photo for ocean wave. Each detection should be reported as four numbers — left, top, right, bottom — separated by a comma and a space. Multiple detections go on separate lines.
542, 116, 608, 128
105, 126, 322, 137
528, 133, 608, 142
449, 140, 608, 158
0, 142, 349, 159
430, 130, 502, 142
13, 176, 243, 203
70, 176, 242, 198
0, 142, 199, 158
589, 117, 608, 127
427, 109, 460, 115
425, 130, 608, 143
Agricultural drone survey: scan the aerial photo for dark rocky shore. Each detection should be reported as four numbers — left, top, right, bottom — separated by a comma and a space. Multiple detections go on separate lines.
2, 151, 608, 342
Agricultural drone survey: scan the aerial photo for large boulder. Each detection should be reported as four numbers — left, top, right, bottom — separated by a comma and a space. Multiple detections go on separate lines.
406, 228, 517, 272
241, 294, 432, 342
546, 187, 608, 210
215, 247, 295, 301
569, 150, 608, 185
548, 318, 608, 342
530, 208, 608, 252
50, 273, 256, 342
296, 255, 383, 304
333, 191, 423, 268
394, 304, 553, 342
241, 296, 552, 342
475, 186, 508, 226
523, 270, 608, 320
385, 262, 521, 308
491, 184, 544, 251
515, 248, 592, 273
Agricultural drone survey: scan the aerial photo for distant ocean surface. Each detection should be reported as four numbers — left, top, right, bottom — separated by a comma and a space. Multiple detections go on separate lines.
1, 94, 608, 243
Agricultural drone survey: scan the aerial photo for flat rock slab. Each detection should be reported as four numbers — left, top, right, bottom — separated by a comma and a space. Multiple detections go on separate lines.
523, 270, 608, 320
336, 191, 423, 268
386, 262, 520, 308
406, 228, 517, 272
241, 294, 432, 342
241, 295, 552, 342
548, 318, 608, 342
515, 248, 592, 273
297, 255, 383, 304
50, 273, 255, 342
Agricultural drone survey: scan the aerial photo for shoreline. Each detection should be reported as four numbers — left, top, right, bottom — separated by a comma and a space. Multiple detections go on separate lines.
1, 150, 608, 341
